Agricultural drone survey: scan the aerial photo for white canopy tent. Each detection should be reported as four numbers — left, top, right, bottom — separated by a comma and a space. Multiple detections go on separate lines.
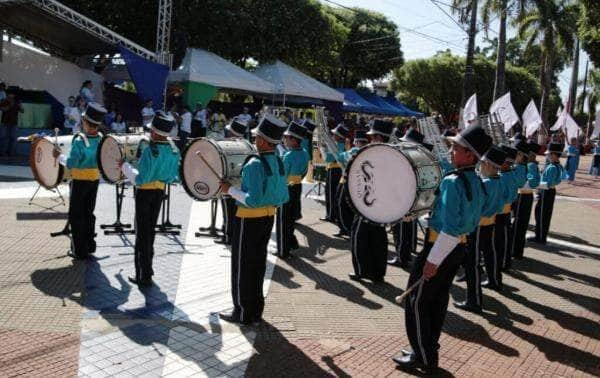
253, 60, 344, 103
168, 48, 274, 95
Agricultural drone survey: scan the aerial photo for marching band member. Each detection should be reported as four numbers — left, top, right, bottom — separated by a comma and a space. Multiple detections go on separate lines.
496, 145, 518, 271
120, 111, 181, 287
394, 125, 490, 373
564, 138, 580, 182
276, 121, 309, 258
511, 142, 540, 259
349, 120, 394, 283
337, 130, 368, 237
321, 123, 348, 224
217, 119, 248, 245
300, 118, 317, 163
589, 140, 600, 178
389, 128, 426, 268
528, 143, 564, 244
455, 145, 505, 313
218, 114, 289, 325
54, 102, 106, 260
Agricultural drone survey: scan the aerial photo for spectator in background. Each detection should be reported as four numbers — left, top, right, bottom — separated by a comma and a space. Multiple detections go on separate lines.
104, 104, 117, 128
211, 106, 226, 132
79, 80, 95, 104
0, 91, 24, 157
167, 103, 181, 140
237, 106, 252, 125
192, 102, 208, 138
0, 82, 6, 102
141, 99, 155, 128
179, 105, 192, 149
110, 113, 127, 134
63, 96, 81, 135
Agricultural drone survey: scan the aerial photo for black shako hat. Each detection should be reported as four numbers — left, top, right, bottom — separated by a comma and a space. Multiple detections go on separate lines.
482, 145, 507, 168
300, 119, 317, 135
448, 125, 493, 159
284, 121, 307, 140
354, 129, 368, 143
527, 141, 541, 155
514, 139, 530, 155
547, 142, 565, 154
225, 118, 247, 137
500, 144, 518, 162
332, 123, 350, 139
151, 111, 176, 137
367, 119, 394, 137
82, 102, 107, 125
401, 128, 425, 144
253, 113, 287, 144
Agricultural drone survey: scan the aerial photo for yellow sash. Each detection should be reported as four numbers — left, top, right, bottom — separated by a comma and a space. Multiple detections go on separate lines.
236, 206, 276, 218
71, 168, 99, 181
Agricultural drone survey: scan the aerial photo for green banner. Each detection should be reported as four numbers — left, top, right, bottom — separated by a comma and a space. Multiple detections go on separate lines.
182, 81, 218, 109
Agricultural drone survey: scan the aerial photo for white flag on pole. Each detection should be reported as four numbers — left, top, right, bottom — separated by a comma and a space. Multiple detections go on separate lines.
461, 93, 477, 129
522, 99, 542, 138
489, 92, 520, 132
591, 110, 600, 140
552, 108, 579, 140
551, 108, 565, 131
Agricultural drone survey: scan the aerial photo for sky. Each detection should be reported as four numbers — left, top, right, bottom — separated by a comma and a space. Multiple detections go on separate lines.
320, 0, 589, 103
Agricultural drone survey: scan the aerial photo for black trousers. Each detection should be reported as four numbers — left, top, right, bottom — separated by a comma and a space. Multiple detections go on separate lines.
325, 167, 342, 222
221, 196, 237, 244
495, 211, 512, 270
69, 180, 99, 259
289, 183, 302, 222
350, 216, 388, 280
392, 220, 417, 263
337, 183, 353, 234
405, 231, 465, 367
230, 215, 274, 323
511, 192, 534, 258
480, 224, 502, 288
463, 227, 482, 307
276, 184, 301, 257
134, 189, 164, 283
534, 188, 556, 243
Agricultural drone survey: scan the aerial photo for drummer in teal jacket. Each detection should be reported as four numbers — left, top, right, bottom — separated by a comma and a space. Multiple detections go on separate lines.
219, 114, 288, 325
276, 121, 309, 258
54, 102, 106, 260
497, 144, 519, 270
511, 142, 541, 260
120, 111, 180, 288
529, 143, 564, 244
396, 125, 490, 372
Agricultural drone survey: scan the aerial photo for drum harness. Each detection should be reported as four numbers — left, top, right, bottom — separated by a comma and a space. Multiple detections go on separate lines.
76, 132, 103, 148
243, 152, 285, 193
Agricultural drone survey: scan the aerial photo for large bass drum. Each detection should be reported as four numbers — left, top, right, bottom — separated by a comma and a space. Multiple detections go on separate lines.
344, 142, 441, 226
181, 137, 256, 201
98, 134, 149, 184
29, 135, 73, 190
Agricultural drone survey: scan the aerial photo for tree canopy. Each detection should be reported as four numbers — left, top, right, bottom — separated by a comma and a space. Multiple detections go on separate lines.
60, 0, 402, 88
390, 51, 556, 122
578, 0, 600, 67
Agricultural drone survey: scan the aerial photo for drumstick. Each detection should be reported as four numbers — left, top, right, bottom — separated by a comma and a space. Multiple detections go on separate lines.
394, 277, 424, 305
195, 151, 223, 181
53, 128, 59, 167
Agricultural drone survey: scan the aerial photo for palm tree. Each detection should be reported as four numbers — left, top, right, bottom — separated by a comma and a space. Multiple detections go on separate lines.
481, 0, 509, 101
516, 0, 578, 130
452, 0, 479, 107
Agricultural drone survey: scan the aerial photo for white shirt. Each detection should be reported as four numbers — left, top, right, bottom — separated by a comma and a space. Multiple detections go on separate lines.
63, 105, 81, 130
237, 113, 252, 124
194, 109, 208, 128
142, 107, 155, 127
111, 121, 127, 133
168, 111, 179, 139
180, 111, 192, 133
80, 87, 94, 103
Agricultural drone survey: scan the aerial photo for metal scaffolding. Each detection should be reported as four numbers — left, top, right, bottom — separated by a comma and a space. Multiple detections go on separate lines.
155, 0, 172, 67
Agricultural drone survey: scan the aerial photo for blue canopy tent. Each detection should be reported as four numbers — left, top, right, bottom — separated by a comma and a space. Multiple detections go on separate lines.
337, 88, 384, 114
383, 95, 424, 117
119, 46, 170, 110
360, 92, 407, 116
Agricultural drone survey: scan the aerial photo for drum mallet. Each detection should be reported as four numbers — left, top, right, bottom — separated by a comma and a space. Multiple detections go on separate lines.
195, 151, 223, 181
395, 277, 424, 305
53, 128, 59, 167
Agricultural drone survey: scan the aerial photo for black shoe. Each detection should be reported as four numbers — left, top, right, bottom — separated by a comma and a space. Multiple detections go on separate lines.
214, 238, 229, 245
128, 276, 152, 288
372, 276, 385, 283
348, 273, 362, 281
482, 280, 503, 291
319, 217, 333, 223
387, 257, 400, 266
393, 353, 423, 369
454, 301, 482, 313
219, 312, 241, 324
401, 348, 412, 356
526, 236, 541, 243
67, 251, 87, 260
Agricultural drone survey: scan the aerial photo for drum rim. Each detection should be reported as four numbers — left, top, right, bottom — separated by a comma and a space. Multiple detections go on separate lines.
343, 142, 431, 227
30, 136, 72, 190
97, 134, 148, 184
180, 137, 224, 201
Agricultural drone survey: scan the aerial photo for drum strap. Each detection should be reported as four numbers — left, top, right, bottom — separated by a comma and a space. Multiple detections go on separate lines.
76, 133, 89, 147
243, 152, 285, 192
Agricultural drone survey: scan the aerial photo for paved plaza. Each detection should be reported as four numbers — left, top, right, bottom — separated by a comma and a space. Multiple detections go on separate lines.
0, 157, 599, 377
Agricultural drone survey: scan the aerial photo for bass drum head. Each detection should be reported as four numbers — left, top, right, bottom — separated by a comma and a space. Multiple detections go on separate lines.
345, 143, 417, 225
30, 137, 68, 190
181, 138, 225, 201
98, 135, 123, 183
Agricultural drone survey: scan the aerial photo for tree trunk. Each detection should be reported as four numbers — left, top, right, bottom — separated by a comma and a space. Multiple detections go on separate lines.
567, 38, 579, 114
493, 0, 507, 101
539, 30, 554, 132
461, 0, 479, 107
